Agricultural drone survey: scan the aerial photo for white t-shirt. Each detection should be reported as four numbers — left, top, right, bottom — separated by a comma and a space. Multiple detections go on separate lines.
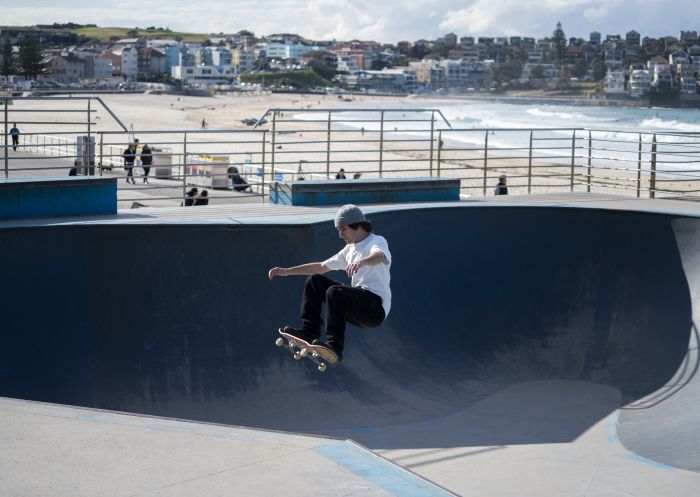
322, 233, 392, 317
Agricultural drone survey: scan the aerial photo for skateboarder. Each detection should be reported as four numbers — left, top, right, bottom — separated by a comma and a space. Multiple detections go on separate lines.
268, 204, 391, 362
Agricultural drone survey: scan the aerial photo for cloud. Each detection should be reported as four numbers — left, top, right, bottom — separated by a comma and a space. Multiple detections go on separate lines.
2, 0, 700, 42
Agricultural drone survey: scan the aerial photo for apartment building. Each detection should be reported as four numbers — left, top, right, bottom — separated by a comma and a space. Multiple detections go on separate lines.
344, 68, 417, 92
171, 64, 235, 84
605, 70, 627, 95
629, 69, 651, 97
44, 55, 85, 82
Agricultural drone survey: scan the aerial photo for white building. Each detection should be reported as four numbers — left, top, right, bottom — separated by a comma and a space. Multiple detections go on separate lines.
336, 55, 359, 73
171, 64, 236, 84
119, 46, 138, 81
605, 70, 627, 95
628, 69, 651, 97
264, 43, 324, 61
344, 68, 418, 92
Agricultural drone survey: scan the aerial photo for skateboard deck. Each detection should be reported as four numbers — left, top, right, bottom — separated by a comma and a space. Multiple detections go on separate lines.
276, 329, 338, 372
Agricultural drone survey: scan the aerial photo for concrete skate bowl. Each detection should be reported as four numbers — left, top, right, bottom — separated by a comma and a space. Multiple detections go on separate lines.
1, 205, 698, 472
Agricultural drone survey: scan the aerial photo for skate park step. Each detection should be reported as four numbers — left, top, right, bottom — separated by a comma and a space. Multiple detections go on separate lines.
268, 177, 460, 205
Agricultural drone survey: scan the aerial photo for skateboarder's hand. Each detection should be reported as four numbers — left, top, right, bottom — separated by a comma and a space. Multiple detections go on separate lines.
347, 260, 364, 277
268, 267, 288, 279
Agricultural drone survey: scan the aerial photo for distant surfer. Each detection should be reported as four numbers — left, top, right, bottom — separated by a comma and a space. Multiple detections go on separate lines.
268, 205, 391, 362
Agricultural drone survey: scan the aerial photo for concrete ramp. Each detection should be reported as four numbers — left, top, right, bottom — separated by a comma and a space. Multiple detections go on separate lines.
1, 203, 699, 494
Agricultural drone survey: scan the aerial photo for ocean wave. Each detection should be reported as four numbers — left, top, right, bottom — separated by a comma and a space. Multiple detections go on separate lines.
639, 118, 700, 133
525, 108, 590, 120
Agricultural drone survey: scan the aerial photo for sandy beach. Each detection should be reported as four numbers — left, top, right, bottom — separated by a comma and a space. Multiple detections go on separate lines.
9, 91, 696, 204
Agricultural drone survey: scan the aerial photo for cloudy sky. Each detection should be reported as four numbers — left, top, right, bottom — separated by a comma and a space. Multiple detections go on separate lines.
2, 0, 698, 43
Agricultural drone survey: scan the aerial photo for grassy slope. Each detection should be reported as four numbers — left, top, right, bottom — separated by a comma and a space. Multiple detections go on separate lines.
240, 70, 334, 88
72, 27, 208, 43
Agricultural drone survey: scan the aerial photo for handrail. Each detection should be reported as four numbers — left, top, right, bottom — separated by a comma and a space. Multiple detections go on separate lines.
254, 107, 453, 129
3, 97, 700, 207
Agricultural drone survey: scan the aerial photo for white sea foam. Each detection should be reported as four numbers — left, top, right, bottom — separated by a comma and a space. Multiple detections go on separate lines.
639, 118, 700, 133
525, 108, 589, 120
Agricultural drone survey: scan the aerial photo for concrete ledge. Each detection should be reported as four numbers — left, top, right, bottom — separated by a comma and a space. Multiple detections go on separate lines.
0, 176, 117, 220
269, 177, 460, 206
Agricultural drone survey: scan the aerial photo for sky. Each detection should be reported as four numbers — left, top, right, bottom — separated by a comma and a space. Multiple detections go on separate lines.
2, 0, 699, 44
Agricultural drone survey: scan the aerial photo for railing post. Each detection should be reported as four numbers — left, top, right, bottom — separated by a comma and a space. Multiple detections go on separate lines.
636, 133, 642, 198
182, 132, 188, 201
87, 98, 92, 175
570, 130, 576, 192
436, 130, 442, 177
587, 131, 592, 193
99, 133, 104, 176
261, 130, 267, 200
326, 110, 332, 179
4, 99, 8, 178
271, 111, 276, 181
429, 111, 435, 176
482, 130, 488, 196
650, 134, 657, 199
379, 110, 384, 177
527, 130, 533, 194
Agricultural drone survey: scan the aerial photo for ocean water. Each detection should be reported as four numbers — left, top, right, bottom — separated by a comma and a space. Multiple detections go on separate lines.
294, 101, 700, 173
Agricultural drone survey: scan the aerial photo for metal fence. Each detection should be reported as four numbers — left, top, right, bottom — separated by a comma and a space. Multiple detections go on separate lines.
2, 95, 700, 207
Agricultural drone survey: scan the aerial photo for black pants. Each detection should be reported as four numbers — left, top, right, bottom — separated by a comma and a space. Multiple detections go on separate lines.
12, 135, 18, 151
125, 165, 134, 179
300, 274, 385, 354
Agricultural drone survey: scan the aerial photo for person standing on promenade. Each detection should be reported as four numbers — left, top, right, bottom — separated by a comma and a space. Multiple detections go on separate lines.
494, 174, 508, 195
140, 144, 153, 184
9, 123, 20, 151
123, 143, 136, 184
268, 204, 391, 363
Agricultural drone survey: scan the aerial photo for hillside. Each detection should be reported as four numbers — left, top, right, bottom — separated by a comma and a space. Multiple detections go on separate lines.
72, 26, 208, 43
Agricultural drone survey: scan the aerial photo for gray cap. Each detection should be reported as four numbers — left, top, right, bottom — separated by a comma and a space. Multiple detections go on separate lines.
334, 204, 366, 228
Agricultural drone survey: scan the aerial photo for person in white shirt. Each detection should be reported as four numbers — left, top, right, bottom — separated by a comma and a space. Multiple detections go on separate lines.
268, 204, 391, 363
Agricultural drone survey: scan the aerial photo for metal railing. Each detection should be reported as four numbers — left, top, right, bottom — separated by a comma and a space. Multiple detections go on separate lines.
2, 95, 700, 208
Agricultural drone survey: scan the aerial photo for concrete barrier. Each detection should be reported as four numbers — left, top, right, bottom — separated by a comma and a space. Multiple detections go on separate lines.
269, 177, 460, 205
0, 177, 117, 220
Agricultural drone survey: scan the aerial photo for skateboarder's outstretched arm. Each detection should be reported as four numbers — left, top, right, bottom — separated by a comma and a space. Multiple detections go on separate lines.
268, 262, 330, 280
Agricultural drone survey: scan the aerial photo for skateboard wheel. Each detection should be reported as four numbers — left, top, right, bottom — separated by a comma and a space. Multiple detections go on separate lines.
293, 352, 302, 360
299, 348, 309, 357
318, 363, 327, 372
275, 338, 284, 347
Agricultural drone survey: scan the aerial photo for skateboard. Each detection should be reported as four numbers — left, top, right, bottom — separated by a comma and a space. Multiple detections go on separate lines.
275, 329, 339, 372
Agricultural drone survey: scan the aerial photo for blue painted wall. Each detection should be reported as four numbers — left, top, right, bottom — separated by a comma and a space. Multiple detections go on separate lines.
0, 177, 117, 220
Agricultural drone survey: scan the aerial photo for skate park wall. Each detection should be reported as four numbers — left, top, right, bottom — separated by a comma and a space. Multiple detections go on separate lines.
0, 205, 697, 468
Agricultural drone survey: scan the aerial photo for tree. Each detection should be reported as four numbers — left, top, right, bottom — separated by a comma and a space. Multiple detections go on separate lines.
591, 58, 607, 81
552, 22, 567, 65
18, 36, 44, 80
491, 60, 523, 84
1, 38, 15, 77
530, 64, 546, 81
571, 59, 588, 79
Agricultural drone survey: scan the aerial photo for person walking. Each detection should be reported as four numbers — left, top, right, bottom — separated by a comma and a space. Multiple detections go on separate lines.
9, 123, 20, 152
140, 144, 153, 184
268, 204, 391, 363
123, 143, 137, 184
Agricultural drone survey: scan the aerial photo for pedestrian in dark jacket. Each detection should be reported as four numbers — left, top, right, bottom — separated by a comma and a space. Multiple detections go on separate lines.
140, 144, 153, 184
123, 144, 136, 184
